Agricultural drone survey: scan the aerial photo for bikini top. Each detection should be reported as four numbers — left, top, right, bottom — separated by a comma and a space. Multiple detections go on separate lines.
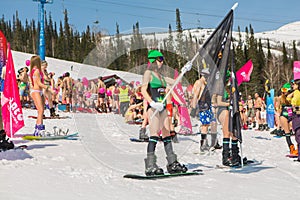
30, 68, 44, 87
148, 72, 167, 103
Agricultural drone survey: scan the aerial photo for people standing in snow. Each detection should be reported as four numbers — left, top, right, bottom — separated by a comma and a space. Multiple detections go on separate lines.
141, 49, 191, 175
62, 72, 73, 112
41, 60, 58, 117
277, 82, 298, 156
254, 93, 263, 131
214, 70, 243, 166
287, 80, 300, 158
29, 55, 54, 136
191, 68, 215, 153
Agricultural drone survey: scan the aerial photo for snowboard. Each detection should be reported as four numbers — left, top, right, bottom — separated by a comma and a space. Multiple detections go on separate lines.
129, 137, 149, 142
22, 132, 78, 141
215, 160, 255, 169
76, 107, 94, 113
28, 115, 70, 119
124, 169, 203, 180
0, 145, 28, 152
127, 120, 143, 125
286, 154, 298, 158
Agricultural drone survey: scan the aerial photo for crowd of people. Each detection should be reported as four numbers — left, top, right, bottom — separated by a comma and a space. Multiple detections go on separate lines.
1, 50, 300, 176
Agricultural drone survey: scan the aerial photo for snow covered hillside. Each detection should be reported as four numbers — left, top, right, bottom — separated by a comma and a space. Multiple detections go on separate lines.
0, 52, 300, 200
105, 21, 300, 56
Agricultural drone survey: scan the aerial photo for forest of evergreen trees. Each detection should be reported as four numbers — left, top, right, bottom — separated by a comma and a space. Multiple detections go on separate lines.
0, 9, 299, 97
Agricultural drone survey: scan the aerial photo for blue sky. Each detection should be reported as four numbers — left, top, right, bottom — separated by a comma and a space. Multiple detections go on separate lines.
1, 0, 299, 35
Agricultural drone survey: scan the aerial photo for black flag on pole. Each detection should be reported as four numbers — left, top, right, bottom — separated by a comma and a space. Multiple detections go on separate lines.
197, 9, 234, 100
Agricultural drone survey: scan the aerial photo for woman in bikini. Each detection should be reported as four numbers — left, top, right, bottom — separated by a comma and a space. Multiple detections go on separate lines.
141, 50, 191, 176
30, 56, 54, 136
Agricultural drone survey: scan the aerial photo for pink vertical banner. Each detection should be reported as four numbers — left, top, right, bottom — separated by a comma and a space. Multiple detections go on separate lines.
1, 43, 24, 137
293, 61, 300, 80
172, 69, 193, 135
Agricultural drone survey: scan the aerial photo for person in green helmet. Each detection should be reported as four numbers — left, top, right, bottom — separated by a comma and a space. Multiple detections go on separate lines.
140, 49, 191, 176
214, 70, 244, 166
277, 82, 298, 155
287, 79, 300, 160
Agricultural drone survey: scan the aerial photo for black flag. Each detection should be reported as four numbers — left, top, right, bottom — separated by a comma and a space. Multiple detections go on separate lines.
229, 52, 243, 143
198, 9, 234, 100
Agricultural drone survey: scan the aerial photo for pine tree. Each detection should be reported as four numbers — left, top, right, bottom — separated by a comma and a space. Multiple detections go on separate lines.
281, 42, 292, 82
175, 8, 185, 68
264, 39, 276, 89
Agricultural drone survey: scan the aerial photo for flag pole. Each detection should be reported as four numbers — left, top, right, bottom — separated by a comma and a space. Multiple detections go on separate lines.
240, 141, 244, 168
150, 59, 196, 120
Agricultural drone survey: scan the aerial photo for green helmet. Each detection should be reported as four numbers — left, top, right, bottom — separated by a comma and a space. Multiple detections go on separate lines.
148, 50, 163, 63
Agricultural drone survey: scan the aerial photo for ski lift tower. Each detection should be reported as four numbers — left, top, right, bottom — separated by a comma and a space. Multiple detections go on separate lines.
33, 0, 53, 61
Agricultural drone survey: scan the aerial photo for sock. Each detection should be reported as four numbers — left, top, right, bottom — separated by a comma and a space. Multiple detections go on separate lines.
231, 139, 238, 150
223, 138, 230, 151
147, 136, 159, 153
285, 134, 293, 147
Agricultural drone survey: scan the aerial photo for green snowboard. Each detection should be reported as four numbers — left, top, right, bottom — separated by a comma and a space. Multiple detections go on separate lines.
22, 132, 78, 140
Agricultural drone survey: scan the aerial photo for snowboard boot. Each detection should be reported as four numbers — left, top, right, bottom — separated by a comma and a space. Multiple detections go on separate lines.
164, 136, 187, 174
0, 130, 14, 151
50, 107, 59, 118
200, 139, 209, 153
101, 103, 107, 113
243, 124, 248, 130
33, 124, 45, 136
213, 141, 222, 150
144, 153, 164, 176
276, 129, 285, 137
0, 129, 6, 141
209, 133, 222, 151
166, 154, 187, 174
139, 127, 149, 141
270, 129, 278, 135
290, 144, 298, 156
264, 124, 270, 131
222, 149, 232, 166
231, 147, 241, 167
252, 121, 256, 129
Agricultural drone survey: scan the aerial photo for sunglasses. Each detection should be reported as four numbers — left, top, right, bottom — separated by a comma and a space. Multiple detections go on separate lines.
156, 56, 164, 62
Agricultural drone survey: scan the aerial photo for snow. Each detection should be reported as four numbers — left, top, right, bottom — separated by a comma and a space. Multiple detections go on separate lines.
1, 51, 300, 199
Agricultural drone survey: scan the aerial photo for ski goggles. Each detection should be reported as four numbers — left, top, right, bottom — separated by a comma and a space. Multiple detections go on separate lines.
156, 56, 164, 62
281, 88, 289, 93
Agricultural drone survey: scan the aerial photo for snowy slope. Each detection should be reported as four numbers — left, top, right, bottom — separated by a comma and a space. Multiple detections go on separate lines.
0, 52, 300, 200
12, 51, 142, 84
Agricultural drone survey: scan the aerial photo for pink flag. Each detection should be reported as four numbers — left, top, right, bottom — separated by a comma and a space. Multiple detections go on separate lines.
236, 59, 253, 86
293, 61, 300, 80
172, 69, 193, 135
1, 43, 24, 137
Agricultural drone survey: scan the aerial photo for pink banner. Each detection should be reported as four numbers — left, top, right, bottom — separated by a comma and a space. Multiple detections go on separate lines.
236, 59, 253, 86
172, 69, 193, 135
293, 61, 300, 80
1, 43, 24, 137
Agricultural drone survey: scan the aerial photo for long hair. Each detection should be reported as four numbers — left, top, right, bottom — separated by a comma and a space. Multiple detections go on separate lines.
30, 55, 42, 73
